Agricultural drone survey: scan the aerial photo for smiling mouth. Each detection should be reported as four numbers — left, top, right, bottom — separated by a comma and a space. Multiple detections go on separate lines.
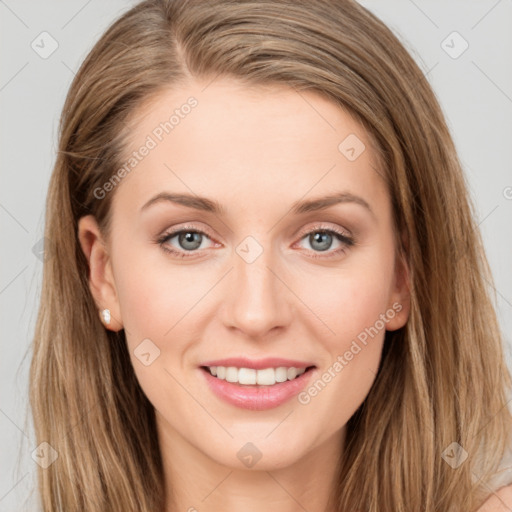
200, 365, 316, 387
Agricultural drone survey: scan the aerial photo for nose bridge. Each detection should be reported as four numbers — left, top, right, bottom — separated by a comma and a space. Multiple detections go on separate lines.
223, 233, 291, 336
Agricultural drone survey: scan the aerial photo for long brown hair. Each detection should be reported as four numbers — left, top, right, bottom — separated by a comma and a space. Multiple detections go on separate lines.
29, 1, 512, 510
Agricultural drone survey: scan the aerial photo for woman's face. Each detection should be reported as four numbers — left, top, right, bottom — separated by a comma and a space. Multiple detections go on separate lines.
79, 77, 410, 470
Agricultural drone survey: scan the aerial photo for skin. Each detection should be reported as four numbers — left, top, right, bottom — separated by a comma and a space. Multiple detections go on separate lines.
78, 77, 412, 512
478, 485, 512, 512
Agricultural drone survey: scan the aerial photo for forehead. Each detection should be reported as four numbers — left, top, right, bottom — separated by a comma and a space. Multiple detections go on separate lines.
112, 77, 387, 217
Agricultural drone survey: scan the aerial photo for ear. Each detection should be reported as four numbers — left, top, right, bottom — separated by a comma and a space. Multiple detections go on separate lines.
77, 215, 123, 331
385, 246, 411, 332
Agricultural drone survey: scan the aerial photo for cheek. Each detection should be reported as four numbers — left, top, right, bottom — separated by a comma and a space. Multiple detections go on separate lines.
112, 251, 195, 407
307, 266, 394, 350
298, 250, 395, 396
320, 284, 388, 401
112, 243, 200, 337
112, 245, 219, 396
294, 274, 392, 432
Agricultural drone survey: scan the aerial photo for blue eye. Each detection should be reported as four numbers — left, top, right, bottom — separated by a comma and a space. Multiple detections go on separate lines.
295, 227, 355, 259
156, 226, 214, 258
167, 231, 205, 251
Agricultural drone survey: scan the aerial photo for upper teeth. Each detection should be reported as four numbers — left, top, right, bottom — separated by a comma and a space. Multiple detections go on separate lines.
208, 366, 307, 385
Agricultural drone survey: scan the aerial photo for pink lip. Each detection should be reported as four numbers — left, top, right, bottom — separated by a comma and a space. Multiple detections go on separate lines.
199, 366, 317, 411
200, 357, 316, 370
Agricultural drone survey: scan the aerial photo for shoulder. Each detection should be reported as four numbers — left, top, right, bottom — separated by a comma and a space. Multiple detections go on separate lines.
477, 483, 512, 511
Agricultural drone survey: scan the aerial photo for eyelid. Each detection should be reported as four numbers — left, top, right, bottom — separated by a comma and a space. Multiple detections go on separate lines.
159, 222, 217, 239
294, 222, 353, 240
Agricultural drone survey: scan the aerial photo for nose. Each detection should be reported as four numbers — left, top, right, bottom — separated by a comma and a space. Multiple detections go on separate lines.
219, 239, 293, 339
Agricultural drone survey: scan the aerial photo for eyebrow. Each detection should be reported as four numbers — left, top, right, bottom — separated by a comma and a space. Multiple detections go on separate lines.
291, 192, 374, 217
140, 192, 226, 215
140, 191, 374, 218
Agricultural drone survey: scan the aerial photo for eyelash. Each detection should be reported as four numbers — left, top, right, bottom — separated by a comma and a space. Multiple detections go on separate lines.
156, 223, 355, 260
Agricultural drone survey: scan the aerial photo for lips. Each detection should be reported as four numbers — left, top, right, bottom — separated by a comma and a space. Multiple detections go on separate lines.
199, 364, 317, 410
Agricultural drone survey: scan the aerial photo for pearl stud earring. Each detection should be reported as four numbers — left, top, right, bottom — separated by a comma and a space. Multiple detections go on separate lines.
101, 308, 111, 325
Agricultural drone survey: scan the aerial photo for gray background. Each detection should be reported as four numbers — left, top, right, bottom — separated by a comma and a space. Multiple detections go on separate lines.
1, 1, 511, 510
